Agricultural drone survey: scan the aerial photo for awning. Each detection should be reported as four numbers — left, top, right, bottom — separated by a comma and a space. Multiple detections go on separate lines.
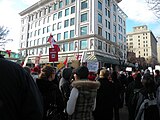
58, 56, 77, 62
86, 54, 119, 65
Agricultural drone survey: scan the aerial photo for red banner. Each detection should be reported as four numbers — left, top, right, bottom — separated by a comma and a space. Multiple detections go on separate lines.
49, 48, 58, 62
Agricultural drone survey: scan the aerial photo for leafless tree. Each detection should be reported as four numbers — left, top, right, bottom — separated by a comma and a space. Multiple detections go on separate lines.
0, 26, 13, 50
145, 0, 160, 19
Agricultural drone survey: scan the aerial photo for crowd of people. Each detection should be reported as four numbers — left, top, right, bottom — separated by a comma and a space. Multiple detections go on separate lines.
0, 54, 160, 120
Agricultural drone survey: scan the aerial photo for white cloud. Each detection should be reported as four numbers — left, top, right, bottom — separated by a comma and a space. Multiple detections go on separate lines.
119, 0, 158, 23
0, 0, 21, 52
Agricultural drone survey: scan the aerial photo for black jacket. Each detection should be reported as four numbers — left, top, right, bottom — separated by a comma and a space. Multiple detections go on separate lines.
36, 78, 64, 120
94, 78, 116, 120
0, 58, 43, 120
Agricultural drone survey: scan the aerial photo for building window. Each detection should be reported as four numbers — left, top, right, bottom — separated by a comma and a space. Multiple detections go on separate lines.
108, 10, 110, 18
65, 0, 69, 5
63, 43, 68, 52
71, 6, 75, 14
58, 11, 62, 19
113, 4, 116, 12
70, 18, 75, 26
57, 22, 62, 29
69, 42, 74, 51
113, 25, 116, 33
108, 33, 111, 40
59, 1, 63, 8
34, 30, 37, 36
81, 1, 87, 9
113, 14, 116, 22
113, 35, 116, 42
43, 27, 46, 34
52, 24, 56, 31
105, 8, 108, 16
105, 31, 107, 39
81, 13, 87, 22
106, 44, 108, 52
105, 20, 107, 28
71, 0, 75, 3
98, 26, 102, 36
80, 26, 87, 35
70, 30, 74, 38
64, 19, 69, 27
98, 1, 102, 11
39, 11, 42, 17
53, 13, 57, 20
98, 13, 102, 23
43, 18, 46, 24
64, 31, 68, 39
98, 40, 102, 50
54, 3, 58, 10
38, 29, 41, 35
80, 40, 87, 50
57, 33, 61, 41
47, 26, 50, 33
108, 21, 110, 29
65, 8, 69, 16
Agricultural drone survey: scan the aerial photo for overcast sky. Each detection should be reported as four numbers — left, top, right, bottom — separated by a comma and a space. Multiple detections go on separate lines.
0, 0, 159, 52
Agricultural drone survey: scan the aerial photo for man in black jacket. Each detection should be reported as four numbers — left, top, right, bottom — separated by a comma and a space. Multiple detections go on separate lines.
0, 56, 43, 120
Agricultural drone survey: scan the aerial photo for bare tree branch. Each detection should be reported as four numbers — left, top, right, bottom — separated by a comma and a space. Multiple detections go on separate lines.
0, 26, 13, 50
145, 0, 160, 19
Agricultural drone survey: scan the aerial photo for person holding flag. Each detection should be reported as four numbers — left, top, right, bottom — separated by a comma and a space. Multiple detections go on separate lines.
47, 34, 60, 52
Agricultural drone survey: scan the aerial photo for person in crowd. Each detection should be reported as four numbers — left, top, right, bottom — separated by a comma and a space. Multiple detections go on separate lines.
31, 66, 40, 82
93, 68, 115, 120
66, 66, 100, 120
36, 66, 64, 120
95, 68, 103, 81
111, 71, 123, 120
126, 71, 134, 87
0, 54, 43, 120
59, 67, 73, 107
118, 71, 127, 108
125, 72, 143, 120
23, 66, 31, 74
155, 69, 160, 86
131, 73, 158, 120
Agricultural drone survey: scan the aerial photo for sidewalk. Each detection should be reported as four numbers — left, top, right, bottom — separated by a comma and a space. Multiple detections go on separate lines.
113, 105, 129, 120
119, 106, 128, 120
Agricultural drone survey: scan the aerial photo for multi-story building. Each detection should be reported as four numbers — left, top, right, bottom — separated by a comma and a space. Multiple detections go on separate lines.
126, 25, 158, 66
19, 0, 127, 68
157, 36, 160, 64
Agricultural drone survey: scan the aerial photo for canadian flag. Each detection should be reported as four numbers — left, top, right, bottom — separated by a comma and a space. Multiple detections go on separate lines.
47, 34, 60, 52
6, 50, 11, 57
63, 56, 68, 68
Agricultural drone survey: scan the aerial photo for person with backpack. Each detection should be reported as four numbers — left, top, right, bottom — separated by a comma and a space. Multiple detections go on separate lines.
132, 73, 160, 120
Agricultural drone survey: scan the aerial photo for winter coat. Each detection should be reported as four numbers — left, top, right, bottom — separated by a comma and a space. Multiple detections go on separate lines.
59, 68, 72, 107
36, 78, 64, 120
0, 58, 43, 120
93, 77, 116, 120
67, 80, 100, 120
